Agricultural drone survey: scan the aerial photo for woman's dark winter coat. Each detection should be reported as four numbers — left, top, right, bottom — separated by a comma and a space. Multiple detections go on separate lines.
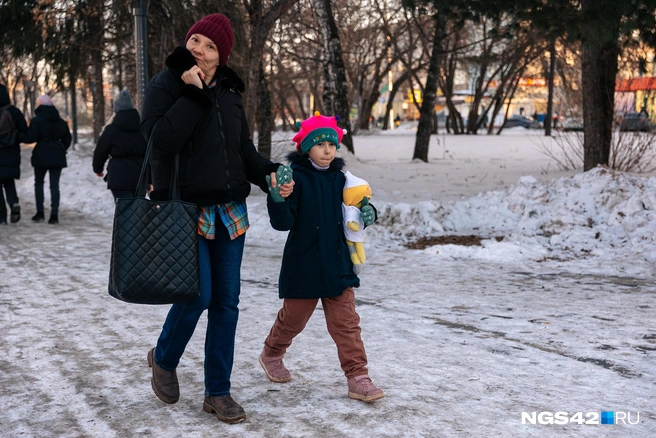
24, 105, 72, 169
0, 87, 28, 180
141, 47, 277, 205
267, 154, 361, 299
92, 108, 147, 191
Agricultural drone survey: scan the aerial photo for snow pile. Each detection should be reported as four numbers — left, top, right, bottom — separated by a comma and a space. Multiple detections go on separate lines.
370, 167, 656, 269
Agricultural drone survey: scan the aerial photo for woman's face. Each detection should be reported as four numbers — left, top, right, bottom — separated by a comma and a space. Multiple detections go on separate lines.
186, 33, 220, 76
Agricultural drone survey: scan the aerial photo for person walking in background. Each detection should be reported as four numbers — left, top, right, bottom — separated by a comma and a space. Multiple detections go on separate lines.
23, 95, 72, 224
0, 84, 28, 225
259, 112, 384, 403
93, 90, 147, 200
140, 13, 294, 424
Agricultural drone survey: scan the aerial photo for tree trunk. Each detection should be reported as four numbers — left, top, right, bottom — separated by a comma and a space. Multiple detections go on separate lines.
280, 100, 292, 132
581, 1, 621, 171
495, 74, 522, 135
89, 0, 104, 142
465, 64, 489, 134
544, 40, 556, 136
439, 51, 464, 135
382, 85, 400, 131
256, 63, 273, 160
464, 39, 493, 134
414, 14, 444, 162
488, 92, 504, 134
383, 71, 412, 130
314, 0, 354, 153
358, 92, 378, 130
444, 97, 464, 134
91, 54, 105, 142
70, 76, 78, 146
245, 27, 267, 133
466, 108, 479, 134
382, 96, 392, 130
115, 40, 124, 91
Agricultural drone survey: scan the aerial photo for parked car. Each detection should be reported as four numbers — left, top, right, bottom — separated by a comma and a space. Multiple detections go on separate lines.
619, 112, 651, 132
503, 115, 542, 129
561, 118, 584, 132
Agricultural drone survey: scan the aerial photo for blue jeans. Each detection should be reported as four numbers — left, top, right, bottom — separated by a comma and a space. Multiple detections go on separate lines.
34, 167, 62, 215
154, 225, 245, 396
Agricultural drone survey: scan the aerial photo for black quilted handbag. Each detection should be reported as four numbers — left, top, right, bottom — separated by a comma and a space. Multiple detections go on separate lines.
108, 130, 200, 304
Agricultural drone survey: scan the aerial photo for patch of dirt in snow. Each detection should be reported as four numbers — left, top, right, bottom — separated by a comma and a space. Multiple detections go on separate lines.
406, 234, 504, 249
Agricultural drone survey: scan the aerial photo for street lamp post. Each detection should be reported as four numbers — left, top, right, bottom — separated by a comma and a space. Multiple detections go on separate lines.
132, 0, 148, 111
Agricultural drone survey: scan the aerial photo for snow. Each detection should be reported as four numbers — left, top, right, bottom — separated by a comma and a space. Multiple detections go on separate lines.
1, 126, 655, 437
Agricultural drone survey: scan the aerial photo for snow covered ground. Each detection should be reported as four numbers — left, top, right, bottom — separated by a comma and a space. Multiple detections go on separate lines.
1, 127, 655, 437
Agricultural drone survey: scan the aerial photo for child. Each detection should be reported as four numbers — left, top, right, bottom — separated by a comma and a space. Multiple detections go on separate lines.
259, 112, 384, 402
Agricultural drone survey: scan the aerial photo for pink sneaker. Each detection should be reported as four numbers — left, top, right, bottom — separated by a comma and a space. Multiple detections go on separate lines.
347, 375, 385, 402
259, 352, 292, 383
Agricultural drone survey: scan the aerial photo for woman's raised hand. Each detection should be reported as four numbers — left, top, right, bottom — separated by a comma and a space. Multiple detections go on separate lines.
181, 65, 205, 89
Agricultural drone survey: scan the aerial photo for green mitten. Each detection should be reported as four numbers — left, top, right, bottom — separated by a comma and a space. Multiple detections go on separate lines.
360, 196, 375, 226
266, 165, 293, 202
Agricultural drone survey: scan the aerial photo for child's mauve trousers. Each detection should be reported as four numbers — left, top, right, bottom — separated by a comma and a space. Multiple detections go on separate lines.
263, 287, 368, 379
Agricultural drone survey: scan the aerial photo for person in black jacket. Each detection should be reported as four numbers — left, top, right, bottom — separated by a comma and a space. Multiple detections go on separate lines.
140, 13, 293, 424
0, 83, 28, 224
93, 90, 146, 199
23, 95, 72, 224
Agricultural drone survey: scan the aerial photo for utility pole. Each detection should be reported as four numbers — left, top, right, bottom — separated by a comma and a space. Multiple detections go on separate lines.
132, 0, 148, 111
385, 2, 394, 130
545, 40, 556, 136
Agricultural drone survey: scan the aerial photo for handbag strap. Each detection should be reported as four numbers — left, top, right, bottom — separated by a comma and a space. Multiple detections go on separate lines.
135, 120, 182, 200
170, 154, 181, 200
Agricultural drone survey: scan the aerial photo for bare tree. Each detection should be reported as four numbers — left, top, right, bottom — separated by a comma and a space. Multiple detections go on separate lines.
243, 0, 297, 139
487, 36, 544, 135
412, 12, 446, 162
313, 0, 354, 152
268, 18, 317, 125
438, 25, 466, 134
378, 1, 429, 130
339, 0, 402, 131
536, 128, 656, 173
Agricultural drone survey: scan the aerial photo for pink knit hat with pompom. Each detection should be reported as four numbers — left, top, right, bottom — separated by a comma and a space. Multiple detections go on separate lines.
291, 111, 347, 154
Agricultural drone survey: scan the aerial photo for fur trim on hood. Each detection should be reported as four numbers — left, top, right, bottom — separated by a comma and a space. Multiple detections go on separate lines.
165, 46, 245, 93
286, 151, 346, 172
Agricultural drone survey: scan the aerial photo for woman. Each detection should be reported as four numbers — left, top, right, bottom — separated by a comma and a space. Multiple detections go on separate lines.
92, 89, 147, 199
140, 13, 293, 424
24, 95, 72, 224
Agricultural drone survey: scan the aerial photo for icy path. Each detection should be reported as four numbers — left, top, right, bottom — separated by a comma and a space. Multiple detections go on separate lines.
1, 209, 654, 437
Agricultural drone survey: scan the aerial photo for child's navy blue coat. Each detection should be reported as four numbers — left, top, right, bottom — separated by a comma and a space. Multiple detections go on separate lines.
267, 153, 360, 299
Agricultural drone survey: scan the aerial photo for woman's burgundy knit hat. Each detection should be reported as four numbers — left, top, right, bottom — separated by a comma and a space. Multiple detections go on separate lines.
185, 14, 234, 66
